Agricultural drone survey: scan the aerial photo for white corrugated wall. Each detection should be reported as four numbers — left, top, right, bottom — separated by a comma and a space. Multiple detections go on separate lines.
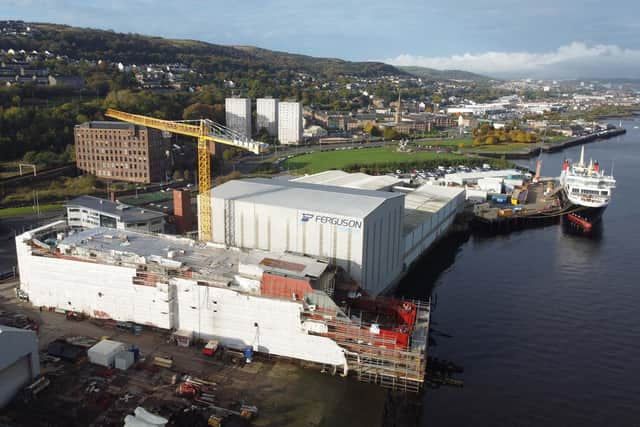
174, 278, 346, 366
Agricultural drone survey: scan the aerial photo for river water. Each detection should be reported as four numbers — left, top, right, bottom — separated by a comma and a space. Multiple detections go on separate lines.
396, 117, 640, 426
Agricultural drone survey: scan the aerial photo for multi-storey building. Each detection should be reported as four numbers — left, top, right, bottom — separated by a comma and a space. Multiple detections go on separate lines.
225, 97, 252, 137
278, 102, 303, 145
65, 195, 166, 233
74, 121, 169, 184
256, 98, 278, 137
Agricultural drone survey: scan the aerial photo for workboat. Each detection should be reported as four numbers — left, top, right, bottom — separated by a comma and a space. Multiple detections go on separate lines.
560, 146, 616, 231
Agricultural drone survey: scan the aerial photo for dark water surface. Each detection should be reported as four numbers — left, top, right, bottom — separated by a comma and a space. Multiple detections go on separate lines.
396, 118, 640, 426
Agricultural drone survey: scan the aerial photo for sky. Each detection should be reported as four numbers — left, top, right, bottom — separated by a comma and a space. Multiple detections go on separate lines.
4, 0, 640, 78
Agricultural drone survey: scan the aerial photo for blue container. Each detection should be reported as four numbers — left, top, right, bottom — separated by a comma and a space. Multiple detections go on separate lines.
491, 194, 508, 204
243, 346, 254, 363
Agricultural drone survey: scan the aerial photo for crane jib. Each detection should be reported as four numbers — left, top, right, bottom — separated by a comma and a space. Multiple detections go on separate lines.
104, 109, 266, 154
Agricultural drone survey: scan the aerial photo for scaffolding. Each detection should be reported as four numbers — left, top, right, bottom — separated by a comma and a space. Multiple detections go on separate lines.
305, 298, 430, 392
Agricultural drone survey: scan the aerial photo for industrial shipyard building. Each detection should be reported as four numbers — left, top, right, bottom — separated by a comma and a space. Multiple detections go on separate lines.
204, 171, 465, 295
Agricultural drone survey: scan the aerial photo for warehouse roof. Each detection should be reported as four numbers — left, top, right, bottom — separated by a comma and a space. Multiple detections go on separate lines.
212, 178, 403, 218
292, 171, 401, 191
443, 169, 526, 184
402, 184, 464, 234
65, 196, 166, 223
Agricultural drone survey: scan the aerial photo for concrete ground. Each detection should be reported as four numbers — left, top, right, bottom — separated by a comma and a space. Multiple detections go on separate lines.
0, 279, 387, 427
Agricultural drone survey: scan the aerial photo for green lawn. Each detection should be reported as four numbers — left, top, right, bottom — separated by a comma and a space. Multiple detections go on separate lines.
417, 137, 474, 148
281, 146, 465, 174
467, 143, 536, 153
0, 203, 63, 219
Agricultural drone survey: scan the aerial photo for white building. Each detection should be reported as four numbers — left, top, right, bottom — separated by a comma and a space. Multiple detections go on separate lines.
65, 195, 166, 233
256, 98, 278, 137
207, 178, 404, 295
0, 326, 40, 408
294, 172, 465, 268
278, 102, 303, 145
303, 125, 328, 139
204, 174, 465, 295
225, 97, 252, 138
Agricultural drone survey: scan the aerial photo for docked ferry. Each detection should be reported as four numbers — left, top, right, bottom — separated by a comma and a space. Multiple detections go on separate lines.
560, 146, 616, 231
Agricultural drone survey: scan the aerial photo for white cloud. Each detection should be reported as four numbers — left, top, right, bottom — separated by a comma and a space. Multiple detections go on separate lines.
384, 42, 640, 78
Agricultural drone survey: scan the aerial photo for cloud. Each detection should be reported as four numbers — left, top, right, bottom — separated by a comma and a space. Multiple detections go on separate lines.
384, 42, 640, 78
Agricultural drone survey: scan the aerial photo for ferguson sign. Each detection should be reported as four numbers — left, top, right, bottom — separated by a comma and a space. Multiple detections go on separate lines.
300, 213, 363, 229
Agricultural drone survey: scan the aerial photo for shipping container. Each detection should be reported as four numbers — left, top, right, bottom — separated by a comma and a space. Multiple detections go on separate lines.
87, 340, 126, 367
114, 351, 135, 370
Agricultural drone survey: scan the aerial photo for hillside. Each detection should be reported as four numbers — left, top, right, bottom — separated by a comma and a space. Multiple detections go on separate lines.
0, 23, 405, 78
398, 65, 494, 82
234, 45, 403, 77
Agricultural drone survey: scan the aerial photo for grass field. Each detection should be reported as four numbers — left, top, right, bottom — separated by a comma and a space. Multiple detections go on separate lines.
0, 203, 63, 219
281, 146, 465, 174
416, 137, 474, 148
468, 143, 535, 153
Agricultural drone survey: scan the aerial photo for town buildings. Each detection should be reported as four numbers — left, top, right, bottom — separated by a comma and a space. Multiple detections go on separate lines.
278, 101, 303, 145
74, 121, 169, 184
256, 98, 278, 136
225, 98, 252, 138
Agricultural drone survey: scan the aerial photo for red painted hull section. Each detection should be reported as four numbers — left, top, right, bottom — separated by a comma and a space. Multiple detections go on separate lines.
567, 213, 593, 231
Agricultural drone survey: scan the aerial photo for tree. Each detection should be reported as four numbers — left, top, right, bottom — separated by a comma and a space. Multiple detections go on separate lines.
383, 127, 399, 140
255, 127, 270, 143
182, 103, 217, 120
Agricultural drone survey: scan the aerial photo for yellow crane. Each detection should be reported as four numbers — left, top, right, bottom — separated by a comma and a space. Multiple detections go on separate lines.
104, 108, 267, 241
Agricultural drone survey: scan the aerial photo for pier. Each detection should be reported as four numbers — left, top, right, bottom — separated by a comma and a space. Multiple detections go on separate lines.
471, 181, 570, 231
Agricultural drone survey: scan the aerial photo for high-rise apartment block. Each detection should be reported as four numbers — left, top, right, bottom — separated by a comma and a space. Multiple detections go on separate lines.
225, 97, 252, 137
256, 98, 278, 136
74, 122, 168, 184
278, 102, 303, 145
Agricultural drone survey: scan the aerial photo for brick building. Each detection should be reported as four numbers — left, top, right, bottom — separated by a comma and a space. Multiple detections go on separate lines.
75, 121, 169, 184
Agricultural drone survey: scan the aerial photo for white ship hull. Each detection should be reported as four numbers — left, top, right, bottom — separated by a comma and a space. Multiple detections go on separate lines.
15, 228, 348, 368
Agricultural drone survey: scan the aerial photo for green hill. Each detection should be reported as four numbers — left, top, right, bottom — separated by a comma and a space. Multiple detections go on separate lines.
0, 23, 405, 78
398, 65, 494, 81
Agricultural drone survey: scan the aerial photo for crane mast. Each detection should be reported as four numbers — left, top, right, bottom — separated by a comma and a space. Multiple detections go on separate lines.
104, 108, 267, 241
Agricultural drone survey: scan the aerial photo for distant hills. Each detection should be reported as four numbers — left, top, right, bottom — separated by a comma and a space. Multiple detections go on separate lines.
398, 65, 494, 82
0, 23, 493, 82
0, 23, 404, 78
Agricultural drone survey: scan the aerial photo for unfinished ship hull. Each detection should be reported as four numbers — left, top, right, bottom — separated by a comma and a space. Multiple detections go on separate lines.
15, 222, 430, 392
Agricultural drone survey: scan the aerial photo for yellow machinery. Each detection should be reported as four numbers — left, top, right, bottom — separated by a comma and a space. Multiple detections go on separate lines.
104, 108, 267, 241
